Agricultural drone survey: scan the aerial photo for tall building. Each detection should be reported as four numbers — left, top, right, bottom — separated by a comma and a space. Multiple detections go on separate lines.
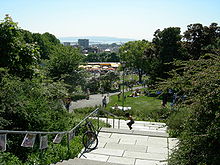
78, 39, 89, 48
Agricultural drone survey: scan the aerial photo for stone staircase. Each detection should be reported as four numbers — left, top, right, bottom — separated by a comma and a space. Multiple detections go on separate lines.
53, 119, 178, 165
54, 158, 122, 165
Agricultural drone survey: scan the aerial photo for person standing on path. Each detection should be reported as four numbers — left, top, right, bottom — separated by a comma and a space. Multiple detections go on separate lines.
65, 97, 71, 111
117, 92, 121, 101
102, 96, 107, 108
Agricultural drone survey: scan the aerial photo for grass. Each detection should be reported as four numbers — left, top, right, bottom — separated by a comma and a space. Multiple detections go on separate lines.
73, 87, 171, 122
105, 89, 169, 121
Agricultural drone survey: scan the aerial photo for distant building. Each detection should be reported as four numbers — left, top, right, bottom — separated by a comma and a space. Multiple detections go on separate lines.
63, 42, 71, 46
78, 39, 89, 48
85, 47, 99, 54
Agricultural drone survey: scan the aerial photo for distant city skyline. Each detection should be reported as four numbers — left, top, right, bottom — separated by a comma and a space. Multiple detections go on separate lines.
59, 36, 136, 44
0, 0, 220, 41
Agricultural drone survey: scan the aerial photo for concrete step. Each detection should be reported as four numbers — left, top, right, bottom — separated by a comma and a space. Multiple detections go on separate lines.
100, 127, 169, 137
55, 158, 124, 165
52, 121, 174, 165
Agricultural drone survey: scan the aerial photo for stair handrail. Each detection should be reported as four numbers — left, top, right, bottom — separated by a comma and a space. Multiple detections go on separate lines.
100, 109, 122, 129
69, 108, 99, 133
0, 108, 99, 135
0, 108, 100, 158
0, 107, 122, 160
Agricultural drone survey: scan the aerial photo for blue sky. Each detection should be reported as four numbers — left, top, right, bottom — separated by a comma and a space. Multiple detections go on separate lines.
0, 0, 220, 40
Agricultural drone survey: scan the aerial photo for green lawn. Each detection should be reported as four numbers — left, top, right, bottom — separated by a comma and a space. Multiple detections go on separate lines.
105, 90, 168, 121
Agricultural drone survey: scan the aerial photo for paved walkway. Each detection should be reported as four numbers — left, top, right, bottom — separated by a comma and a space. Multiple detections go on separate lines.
54, 119, 178, 165
70, 93, 110, 110
78, 119, 178, 165
69, 86, 144, 111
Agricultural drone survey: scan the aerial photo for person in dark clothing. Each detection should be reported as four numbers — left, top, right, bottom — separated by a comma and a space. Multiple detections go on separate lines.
102, 96, 107, 108
125, 113, 134, 130
65, 97, 71, 111
162, 93, 168, 107
117, 92, 121, 101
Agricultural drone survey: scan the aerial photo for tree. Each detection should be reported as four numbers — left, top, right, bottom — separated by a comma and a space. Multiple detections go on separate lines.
83, 77, 100, 94
107, 52, 120, 62
119, 40, 155, 83
159, 54, 220, 164
84, 52, 120, 62
46, 45, 84, 92
31, 32, 60, 60
153, 27, 183, 63
100, 71, 119, 92
0, 73, 73, 161
183, 23, 220, 59
152, 27, 186, 79
84, 53, 102, 62
0, 15, 40, 79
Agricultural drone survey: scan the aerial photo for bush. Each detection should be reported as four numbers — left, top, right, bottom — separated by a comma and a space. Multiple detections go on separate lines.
83, 77, 100, 94
0, 152, 22, 165
159, 55, 220, 164
0, 75, 78, 162
70, 93, 87, 101
23, 136, 83, 165
166, 107, 189, 137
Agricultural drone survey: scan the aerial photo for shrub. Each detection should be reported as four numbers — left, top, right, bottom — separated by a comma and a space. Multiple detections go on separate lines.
70, 93, 87, 101
159, 55, 220, 164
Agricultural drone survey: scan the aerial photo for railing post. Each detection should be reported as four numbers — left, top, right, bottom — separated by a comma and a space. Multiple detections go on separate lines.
113, 117, 115, 128
106, 117, 108, 127
39, 134, 43, 164
118, 119, 120, 129
97, 108, 100, 131
67, 133, 70, 157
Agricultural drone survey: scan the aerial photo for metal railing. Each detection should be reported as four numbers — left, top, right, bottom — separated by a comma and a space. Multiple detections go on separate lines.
0, 108, 121, 158
0, 108, 100, 156
100, 109, 121, 129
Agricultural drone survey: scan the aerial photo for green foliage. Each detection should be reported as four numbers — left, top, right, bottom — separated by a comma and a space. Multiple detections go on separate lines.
0, 74, 75, 160
153, 27, 183, 62
46, 45, 82, 79
31, 32, 60, 60
83, 77, 100, 94
119, 40, 155, 82
70, 93, 87, 101
0, 15, 98, 165
45, 45, 85, 92
23, 136, 83, 165
159, 55, 220, 164
0, 136, 84, 165
152, 27, 185, 80
0, 15, 40, 79
106, 90, 165, 121
0, 152, 22, 165
0, 75, 69, 131
74, 107, 96, 115
166, 107, 190, 137
184, 23, 220, 59
84, 52, 120, 62
100, 71, 120, 92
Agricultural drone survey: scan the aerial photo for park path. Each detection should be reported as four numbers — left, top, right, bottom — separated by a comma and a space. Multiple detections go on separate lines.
69, 86, 144, 111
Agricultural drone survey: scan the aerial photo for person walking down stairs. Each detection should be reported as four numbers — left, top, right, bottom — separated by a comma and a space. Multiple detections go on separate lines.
125, 113, 134, 130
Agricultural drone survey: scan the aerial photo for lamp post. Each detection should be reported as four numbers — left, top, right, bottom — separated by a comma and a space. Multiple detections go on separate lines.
121, 61, 126, 111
